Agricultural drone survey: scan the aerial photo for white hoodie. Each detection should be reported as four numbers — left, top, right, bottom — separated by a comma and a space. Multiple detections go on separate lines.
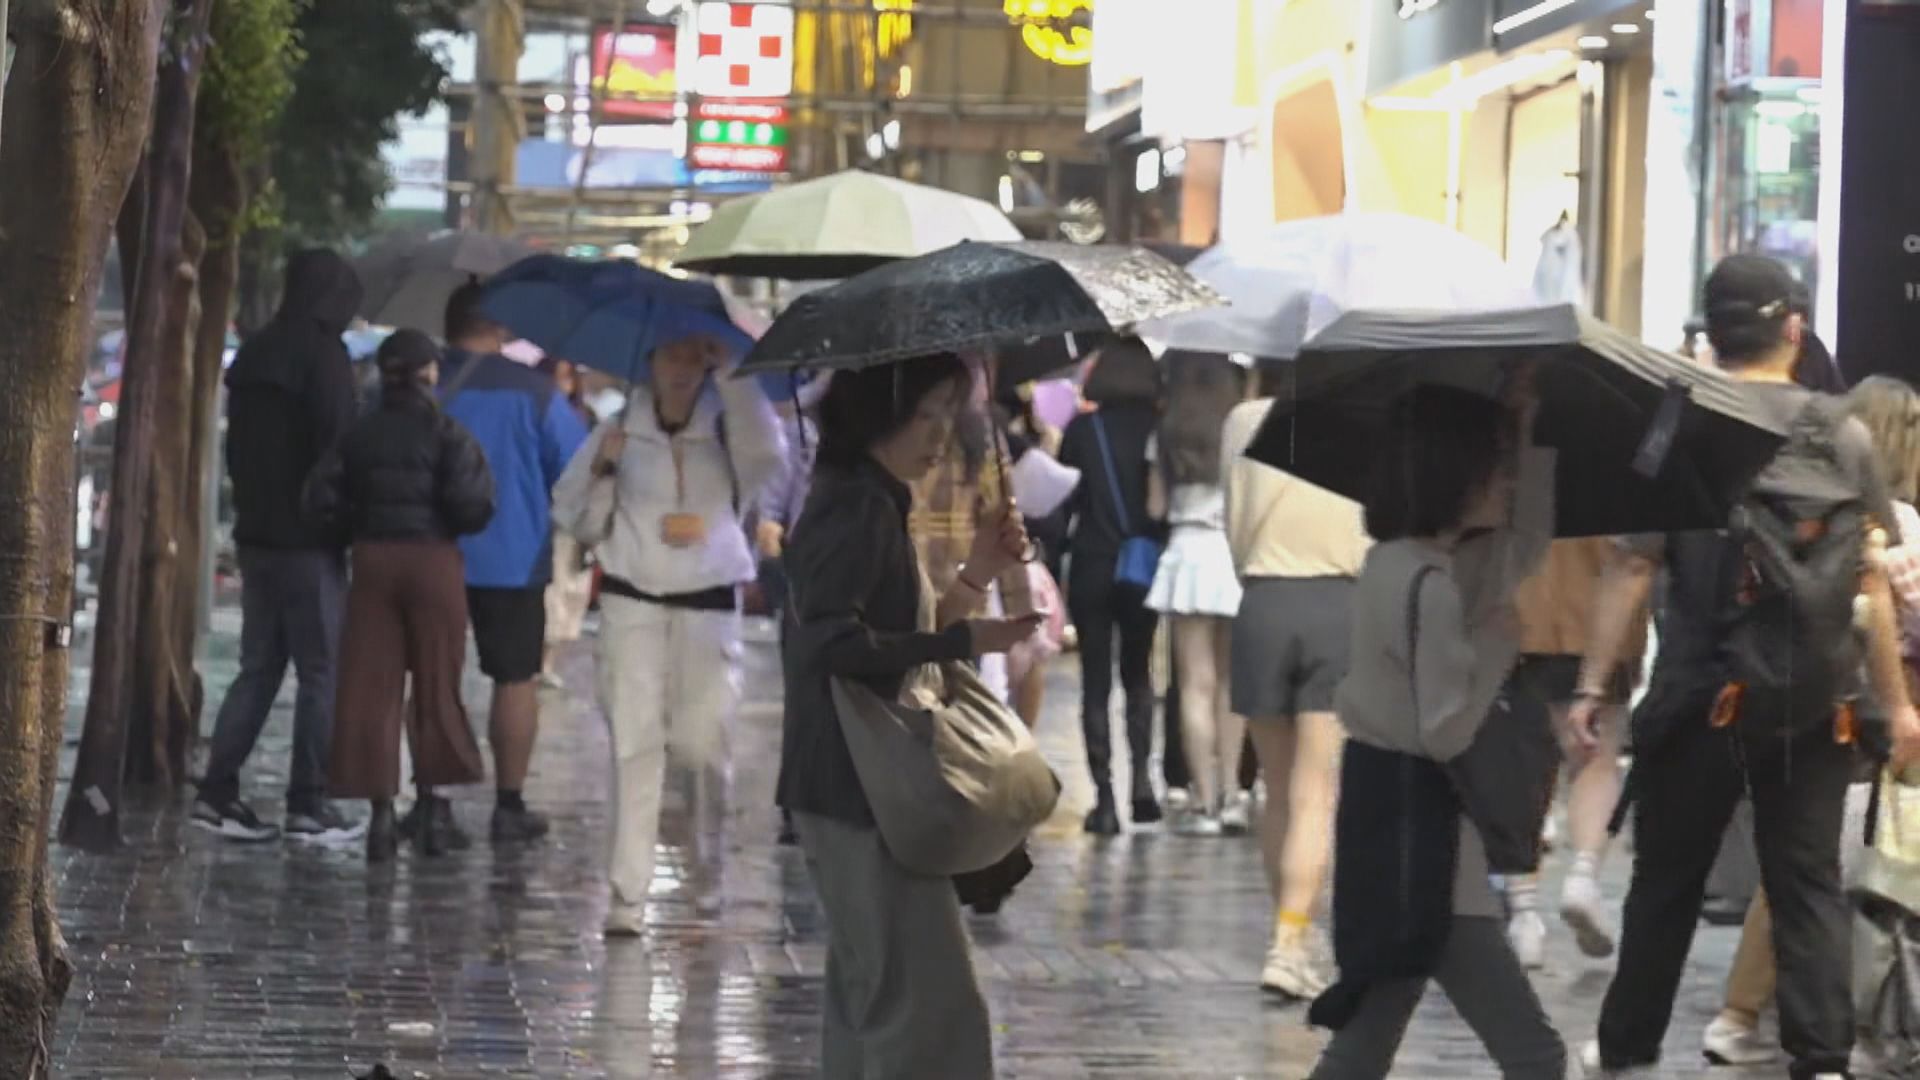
552, 374, 785, 596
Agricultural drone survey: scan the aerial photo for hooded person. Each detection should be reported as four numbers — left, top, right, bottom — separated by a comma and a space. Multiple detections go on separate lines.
193, 248, 366, 844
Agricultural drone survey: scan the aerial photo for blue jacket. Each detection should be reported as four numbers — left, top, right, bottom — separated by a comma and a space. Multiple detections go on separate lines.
439, 348, 589, 588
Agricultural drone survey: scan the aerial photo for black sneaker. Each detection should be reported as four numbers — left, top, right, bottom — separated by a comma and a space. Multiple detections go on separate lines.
490, 804, 551, 845
285, 801, 367, 845
190, 797, 281, 842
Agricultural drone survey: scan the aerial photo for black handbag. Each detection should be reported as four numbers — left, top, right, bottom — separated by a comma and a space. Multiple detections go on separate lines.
1407, 566, 1561, 874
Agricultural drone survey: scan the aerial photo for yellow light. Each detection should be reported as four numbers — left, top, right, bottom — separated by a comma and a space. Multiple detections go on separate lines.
1004, 0, 1093, 68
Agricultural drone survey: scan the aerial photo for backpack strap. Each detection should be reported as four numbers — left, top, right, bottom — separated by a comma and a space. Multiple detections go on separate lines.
1405, 564, 1440, 738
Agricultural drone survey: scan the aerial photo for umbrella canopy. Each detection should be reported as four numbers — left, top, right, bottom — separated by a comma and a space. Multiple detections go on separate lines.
355, 231, 536, 334
738, 241, 1222, 375
1245, 305, 1790, 538
1138, 213, 1533, 361
478, 255, 772, 390
994, 330, 1115, 387
674, 170, 1023, 280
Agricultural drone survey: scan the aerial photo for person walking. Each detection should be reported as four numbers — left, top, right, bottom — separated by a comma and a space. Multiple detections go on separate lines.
1147, 351, 1248, 836
437, 283, 590, 845
1221, 366, 1370, 998
193, 248, 365, 844
1699, 373, 1920, 1067
1058, 338, 1166, 835
551, 331, 784, 938
1501, 539, 1648, 970
1572, 256, 1920, 1080
303, 330, 495, 861
777, 357, 1039, 1078
1309, 376, 1566, 1080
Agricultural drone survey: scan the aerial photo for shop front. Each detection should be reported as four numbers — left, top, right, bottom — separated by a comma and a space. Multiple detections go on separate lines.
1362, 0, 1656, 331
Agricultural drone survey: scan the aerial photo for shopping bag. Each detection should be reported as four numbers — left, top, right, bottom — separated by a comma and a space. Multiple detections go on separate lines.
832, 661, 1062, 876
1851, 770, 1920, 1077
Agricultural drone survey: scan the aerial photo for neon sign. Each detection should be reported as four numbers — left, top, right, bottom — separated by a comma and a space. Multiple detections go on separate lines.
1004, 0, 1093, 68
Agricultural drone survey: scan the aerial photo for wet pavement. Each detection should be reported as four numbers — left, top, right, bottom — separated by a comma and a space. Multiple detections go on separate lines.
50, 613, 1783, 1078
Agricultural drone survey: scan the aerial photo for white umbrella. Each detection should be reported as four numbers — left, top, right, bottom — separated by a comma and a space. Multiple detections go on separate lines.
1138, 213, 1534, 361
675, 169, 1022, 280
354, 231, 536, 334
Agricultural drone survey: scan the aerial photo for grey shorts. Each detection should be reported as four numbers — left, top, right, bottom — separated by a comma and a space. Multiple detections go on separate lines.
1231, 576, 1353, 719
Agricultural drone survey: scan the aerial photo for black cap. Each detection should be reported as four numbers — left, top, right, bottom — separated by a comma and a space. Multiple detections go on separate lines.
376, 328, 441, 380
1703, 254, 1798, 361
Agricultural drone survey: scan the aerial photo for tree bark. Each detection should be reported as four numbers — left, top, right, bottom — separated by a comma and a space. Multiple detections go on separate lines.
0, 1, 165, 1072
126, 213, 203, 787
63, 0, 215, 850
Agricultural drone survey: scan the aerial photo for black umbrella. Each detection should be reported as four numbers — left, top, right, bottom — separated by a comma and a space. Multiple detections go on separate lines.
1246, 305, 1791, 538
736, 241, 1221, 375
992, 330, 1117, 386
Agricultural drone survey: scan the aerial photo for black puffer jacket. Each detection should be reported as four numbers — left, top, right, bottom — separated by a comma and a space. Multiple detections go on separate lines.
304, 382, 496, 544
226, 248, 363, 550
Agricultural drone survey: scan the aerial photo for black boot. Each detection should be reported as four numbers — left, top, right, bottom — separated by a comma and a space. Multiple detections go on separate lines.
1084, 783, 1121, 836
1130, 769, 1163, 826
366, 799, 398, 863
416, 796, 458, 857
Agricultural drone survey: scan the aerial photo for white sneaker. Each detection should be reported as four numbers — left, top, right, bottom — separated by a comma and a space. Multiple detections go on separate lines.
1260, 940, 1328, 1000
1173, 811, 1223, 838
1559, 873, 1617, 959
1218, 791, 1253, 835
603, 900, 647, 940
1164, 787, 1193, 817
1577, 1040, 1656, 1077
1701, 1014, 1777, 1066
1508, 910, 1546, 971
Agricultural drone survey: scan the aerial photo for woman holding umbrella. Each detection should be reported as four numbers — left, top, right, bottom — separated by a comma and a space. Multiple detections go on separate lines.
777, 357, 1039, 1076
551, 329, 785, 938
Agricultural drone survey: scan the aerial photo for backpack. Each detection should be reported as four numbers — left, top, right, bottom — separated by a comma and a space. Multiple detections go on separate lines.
1718, 396, 1871, 735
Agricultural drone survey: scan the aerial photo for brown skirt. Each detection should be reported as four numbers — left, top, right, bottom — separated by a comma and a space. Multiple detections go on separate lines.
329, 540, 485, 800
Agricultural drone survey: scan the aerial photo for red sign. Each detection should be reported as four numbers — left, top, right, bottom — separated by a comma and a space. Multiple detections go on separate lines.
688, 143, 788, 173
591, 23, 676, 121
694, 100, 790, 125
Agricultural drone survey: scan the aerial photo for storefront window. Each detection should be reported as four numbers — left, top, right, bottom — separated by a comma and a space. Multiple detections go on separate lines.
1717, 80, 1823, 299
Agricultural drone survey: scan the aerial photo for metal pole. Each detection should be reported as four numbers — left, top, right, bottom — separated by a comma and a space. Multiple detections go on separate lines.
472, 0, 525, 235
563, 0, 631, 246
1, 0, 13, 153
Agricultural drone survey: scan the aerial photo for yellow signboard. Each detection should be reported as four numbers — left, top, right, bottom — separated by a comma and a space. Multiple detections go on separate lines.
1005, 0, 1093, 67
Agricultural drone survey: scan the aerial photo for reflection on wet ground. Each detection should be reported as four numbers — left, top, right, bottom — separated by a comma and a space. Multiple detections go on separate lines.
53, 617, 1769, 1077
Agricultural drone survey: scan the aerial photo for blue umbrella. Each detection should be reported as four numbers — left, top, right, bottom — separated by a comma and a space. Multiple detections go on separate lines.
478, 255, 781, 392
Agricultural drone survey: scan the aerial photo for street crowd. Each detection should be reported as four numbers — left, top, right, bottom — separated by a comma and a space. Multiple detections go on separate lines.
189, 236, 1920, 1080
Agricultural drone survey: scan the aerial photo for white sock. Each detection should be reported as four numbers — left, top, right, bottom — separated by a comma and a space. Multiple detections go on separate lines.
1507, 875, 1539, 915
1568, 852, 1599, 884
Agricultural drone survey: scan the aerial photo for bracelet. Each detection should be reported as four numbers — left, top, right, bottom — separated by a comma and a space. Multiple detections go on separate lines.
1571, 686, 1607, 703
956, 570, 989, 594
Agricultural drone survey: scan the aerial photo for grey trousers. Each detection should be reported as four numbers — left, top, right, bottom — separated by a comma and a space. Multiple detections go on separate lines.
1311, 916, 1567, 1080
793, 812, 994, 1080
199, 546, 346, 808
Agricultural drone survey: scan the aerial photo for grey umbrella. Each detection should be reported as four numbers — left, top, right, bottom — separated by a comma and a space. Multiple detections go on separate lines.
737, 241, 1222, 375
354, 231, 535, 334
1246, 304, 1791, 538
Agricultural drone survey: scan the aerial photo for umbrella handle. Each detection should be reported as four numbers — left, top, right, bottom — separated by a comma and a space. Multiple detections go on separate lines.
981, 356, 1037, 566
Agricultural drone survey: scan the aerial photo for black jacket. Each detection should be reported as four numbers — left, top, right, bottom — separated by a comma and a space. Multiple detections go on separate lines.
1057, 401, 1160, 571
226, 249, 363, 551
303, 383, 495, 545
776, 458, 973, 826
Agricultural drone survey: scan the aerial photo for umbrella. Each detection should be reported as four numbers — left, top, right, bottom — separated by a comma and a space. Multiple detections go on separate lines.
674, 170, 1023, 280
478, 255, 784, 392
1138, 213, 1533, 361
1246, 304, 1790, 538
354, 231, 536, 334
993, 330, 1116, 386
737, 241, 1222, 375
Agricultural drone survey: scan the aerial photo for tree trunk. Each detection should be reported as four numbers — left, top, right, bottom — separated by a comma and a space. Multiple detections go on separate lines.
62, 0, 215, 850
0, 1, 165, 1072
176, 139, 246, 764
126, 213, 204, 787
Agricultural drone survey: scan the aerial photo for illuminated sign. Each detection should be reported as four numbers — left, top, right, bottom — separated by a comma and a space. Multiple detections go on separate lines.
689, 100, 789, 173
591, 24, 677, 121
1004, 0, 1093, 68
693, 2, 796, 98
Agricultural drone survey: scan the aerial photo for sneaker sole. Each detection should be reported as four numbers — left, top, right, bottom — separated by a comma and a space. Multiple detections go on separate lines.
1560, 902, 1617, 959
1259, 979, 1324, 1001
1703, 1048, 1779, 1067
287, 824, 369, 845
189, 816, 279, 843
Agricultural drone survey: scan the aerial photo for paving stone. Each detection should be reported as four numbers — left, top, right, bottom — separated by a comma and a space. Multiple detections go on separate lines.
49, 615, 1778, 1078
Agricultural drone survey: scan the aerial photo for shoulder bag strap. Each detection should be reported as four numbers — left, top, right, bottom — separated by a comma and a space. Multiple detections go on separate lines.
438, 351, 485, 405
1089, 414, 1134, 537
1405, 564, 1440, 735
